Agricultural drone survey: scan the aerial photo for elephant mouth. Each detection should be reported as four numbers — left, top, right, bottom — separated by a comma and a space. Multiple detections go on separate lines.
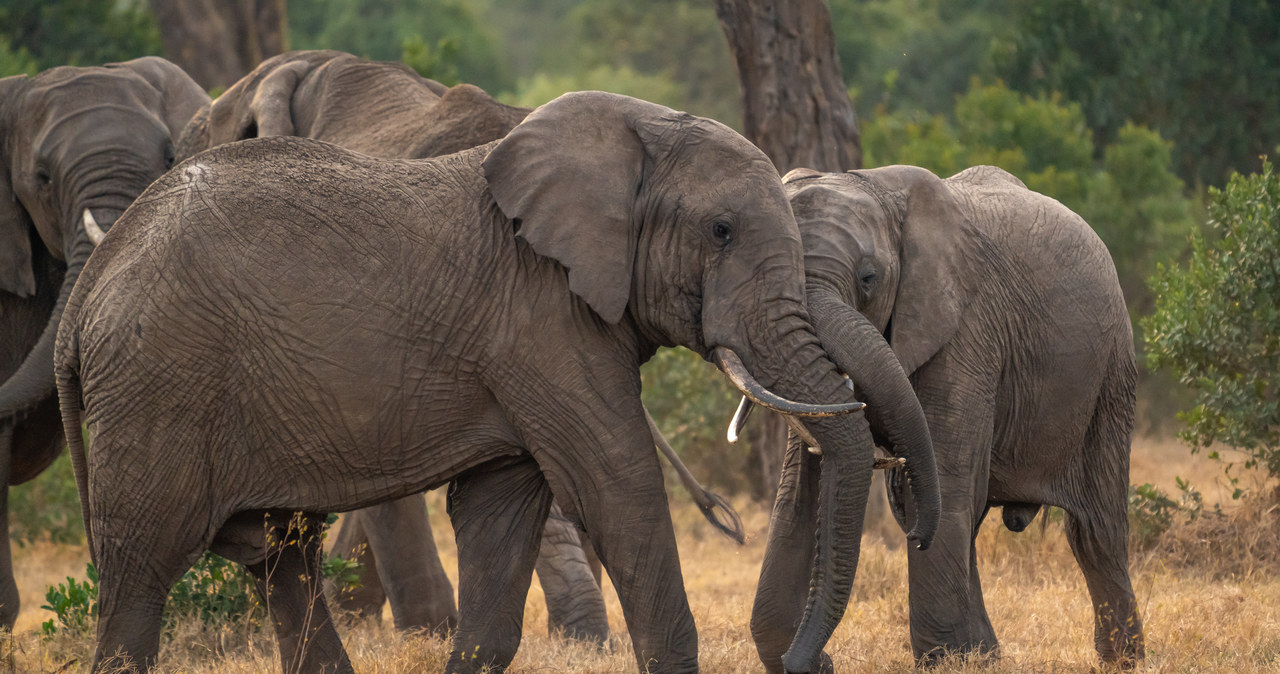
712, 347, 864, 419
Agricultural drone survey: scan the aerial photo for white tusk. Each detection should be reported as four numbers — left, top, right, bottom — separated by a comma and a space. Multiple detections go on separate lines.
83, 209, 106, 246
727, 397, 754, 444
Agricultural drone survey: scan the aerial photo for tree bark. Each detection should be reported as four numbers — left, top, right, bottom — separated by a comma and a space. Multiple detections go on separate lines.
149, 0, 288, 91
716, 0, 862, 503
714, 0, 861, 174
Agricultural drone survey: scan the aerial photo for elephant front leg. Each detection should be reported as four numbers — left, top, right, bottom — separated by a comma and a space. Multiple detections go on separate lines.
905, 369, 999, 664
358, 494, 459, 634
446, 456, 553, 673
535, 502, 610, 645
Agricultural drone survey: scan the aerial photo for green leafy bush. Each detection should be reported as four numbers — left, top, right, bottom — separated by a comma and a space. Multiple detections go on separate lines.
43, 537, 363, 637
1128, 478, 1205, 550
1145, 160, 1280, 480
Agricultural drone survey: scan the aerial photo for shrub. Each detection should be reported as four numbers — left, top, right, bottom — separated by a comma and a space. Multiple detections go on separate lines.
1145, 159, 1280, 483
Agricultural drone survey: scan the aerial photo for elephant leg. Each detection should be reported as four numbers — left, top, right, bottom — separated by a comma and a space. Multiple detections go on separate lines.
906, 369, 999, 664
751, 437, 832, 674
246, 512, 353, 674
446, 456, 553, 674
359, 494, 459, 634
91, 498, 209, 671
0, 426, 18, 629
329, 510, 387, 620
536, 502, 609, 644
582, 536, 603, 588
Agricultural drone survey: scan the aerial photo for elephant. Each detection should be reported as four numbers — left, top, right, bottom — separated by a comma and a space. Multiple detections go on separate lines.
750, 164, 1144, 668
174, 49, 744, 644
0, 57, 208, 628
55, 91, 941, 673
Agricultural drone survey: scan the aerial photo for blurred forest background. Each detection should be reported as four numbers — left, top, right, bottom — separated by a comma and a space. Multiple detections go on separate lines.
2, 0, 1277, 506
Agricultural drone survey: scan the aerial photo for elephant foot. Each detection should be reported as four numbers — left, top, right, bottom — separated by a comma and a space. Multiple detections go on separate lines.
1096, 614, 1144, 669
915, 641, 1000, 669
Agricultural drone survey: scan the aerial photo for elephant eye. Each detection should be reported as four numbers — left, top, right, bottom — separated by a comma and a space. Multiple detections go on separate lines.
711, 220, 734, 244
35, 167, 52, 186
163, 142, 176, 170
858, 267, 878, 289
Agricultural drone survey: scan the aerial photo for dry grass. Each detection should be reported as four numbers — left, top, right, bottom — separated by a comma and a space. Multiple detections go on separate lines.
8, 436, 1280, 673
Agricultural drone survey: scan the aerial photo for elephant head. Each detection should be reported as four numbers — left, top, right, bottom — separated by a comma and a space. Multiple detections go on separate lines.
483, 92, 941, 670
0, 57, 208, 447
782, 165, 973, 526
175, 49, 526, 162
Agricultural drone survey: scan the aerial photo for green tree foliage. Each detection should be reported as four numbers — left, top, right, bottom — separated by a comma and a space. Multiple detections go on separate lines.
10, 454, 84, 546
863, 79, 1196, 311
0, 0, 161, 72
482, 0, 741, 126
992, 0, 1280, 187
0, 36, 40, 78
828, 0, 1005, 116
289, 0, 509, 92
1144, 160, 1280, 479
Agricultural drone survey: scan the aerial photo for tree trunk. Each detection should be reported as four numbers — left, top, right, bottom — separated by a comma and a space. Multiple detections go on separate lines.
713, 0, 861, 174
149, 0, 288, 91
716, 0, 863, 503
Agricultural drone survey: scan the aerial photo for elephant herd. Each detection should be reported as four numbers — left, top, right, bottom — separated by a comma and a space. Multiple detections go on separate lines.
0, 50, 1144, 673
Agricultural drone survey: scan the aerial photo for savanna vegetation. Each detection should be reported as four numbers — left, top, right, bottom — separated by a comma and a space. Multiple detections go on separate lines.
3, 0, 1279, 671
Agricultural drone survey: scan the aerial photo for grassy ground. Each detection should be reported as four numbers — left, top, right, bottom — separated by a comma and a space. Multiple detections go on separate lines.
8, 435, 1280, 673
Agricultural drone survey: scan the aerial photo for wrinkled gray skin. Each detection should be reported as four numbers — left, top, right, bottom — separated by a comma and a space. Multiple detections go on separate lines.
763, 165, 1143, 667
0, 57, 207, 628
58, 92, 938, 673
175, 50, 742, 645
176, 48, 529, 640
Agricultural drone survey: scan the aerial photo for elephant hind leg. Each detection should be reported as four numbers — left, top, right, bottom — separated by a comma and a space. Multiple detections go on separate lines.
536, 503, 609, 645
357, 495, 459, 635
91, 500, 210, 671
243, 511, 353, 674
1065, 358, 1143, 665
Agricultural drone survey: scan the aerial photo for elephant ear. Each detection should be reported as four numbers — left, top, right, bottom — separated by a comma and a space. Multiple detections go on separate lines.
483, 91, 661, 324
861, 165, 967, 374
108, 56, 211, 137
0, 76, 36, 298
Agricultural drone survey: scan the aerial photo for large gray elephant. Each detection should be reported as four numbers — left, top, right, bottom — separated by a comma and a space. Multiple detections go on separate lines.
56, 92, 941, 673
0, 57, 207, 628
752, 165, 1143, 668
175, 50, 744, 644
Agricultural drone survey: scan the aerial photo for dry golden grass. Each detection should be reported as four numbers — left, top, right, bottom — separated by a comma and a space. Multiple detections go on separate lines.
8, 436, 1280, 673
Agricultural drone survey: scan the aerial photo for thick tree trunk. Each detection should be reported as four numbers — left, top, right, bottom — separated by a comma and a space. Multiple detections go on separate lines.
149, 0, 288, 91
714, 0, 861, 174
716, 0, 863, 504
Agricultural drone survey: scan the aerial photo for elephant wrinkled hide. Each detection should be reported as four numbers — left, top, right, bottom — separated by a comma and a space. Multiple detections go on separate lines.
757, 164, 1144, 669
58, 92, 906, 673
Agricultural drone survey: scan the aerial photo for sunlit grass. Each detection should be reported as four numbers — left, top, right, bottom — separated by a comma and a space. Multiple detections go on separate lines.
11, 435, 1280, 672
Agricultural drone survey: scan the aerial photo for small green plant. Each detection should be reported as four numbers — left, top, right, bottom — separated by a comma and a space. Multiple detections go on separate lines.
1128, 479, 1207, 550
41, 564, 98, 638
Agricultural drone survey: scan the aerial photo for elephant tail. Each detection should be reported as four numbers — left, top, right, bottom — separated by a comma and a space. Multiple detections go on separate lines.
55, 323, 95, 570
644, 407, 746, 545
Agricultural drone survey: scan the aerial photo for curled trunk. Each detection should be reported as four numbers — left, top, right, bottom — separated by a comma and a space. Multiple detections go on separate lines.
0, 228, 94, 438
806, 283, 940, 549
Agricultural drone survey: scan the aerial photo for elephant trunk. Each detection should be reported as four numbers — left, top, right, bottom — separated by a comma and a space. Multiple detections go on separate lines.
716, 305, 886, 672
0, 214, 96, 431
806, 282, 940, 549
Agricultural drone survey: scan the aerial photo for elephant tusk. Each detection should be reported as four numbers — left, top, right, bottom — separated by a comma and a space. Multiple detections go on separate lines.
726, 397, 754, 443
713, 347, 865, 418
83, 209, 106, 246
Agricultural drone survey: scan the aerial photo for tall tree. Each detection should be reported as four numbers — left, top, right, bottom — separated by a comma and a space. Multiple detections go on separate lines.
714, 0, 861, 174
149, 0, 288, 91
714, 0, 860, 501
